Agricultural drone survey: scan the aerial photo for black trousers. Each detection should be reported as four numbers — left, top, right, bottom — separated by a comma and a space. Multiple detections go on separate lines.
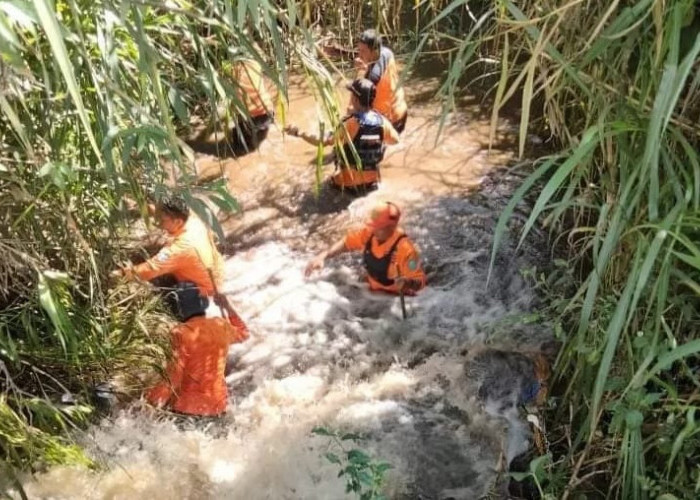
231, 113, 272, 154
392, 112, 408, 134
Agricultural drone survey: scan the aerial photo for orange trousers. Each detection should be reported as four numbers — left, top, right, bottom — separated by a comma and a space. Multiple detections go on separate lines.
147, 316, 240, 417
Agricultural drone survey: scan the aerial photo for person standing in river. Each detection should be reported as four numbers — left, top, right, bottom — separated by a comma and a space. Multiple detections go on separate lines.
230, 56, 275, 154
305, 201, 426, 295
349, 29, 408, 134
112, 193, 248, 416
285, 78, 399, 191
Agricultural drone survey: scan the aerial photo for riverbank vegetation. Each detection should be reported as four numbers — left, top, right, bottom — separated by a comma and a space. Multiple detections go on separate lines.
477, 1, 700, 498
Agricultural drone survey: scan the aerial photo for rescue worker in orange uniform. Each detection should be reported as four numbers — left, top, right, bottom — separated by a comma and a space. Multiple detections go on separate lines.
305, 201, 426, 295
350, 29, 408, 134
285, 79, 399, 190
231, 57, 275, 154
113, 194, 247, 416
144, 314, 235, 417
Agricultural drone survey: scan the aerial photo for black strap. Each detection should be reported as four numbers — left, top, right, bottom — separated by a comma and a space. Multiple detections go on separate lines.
364, 233, 406, 256
363, 234, 407, 286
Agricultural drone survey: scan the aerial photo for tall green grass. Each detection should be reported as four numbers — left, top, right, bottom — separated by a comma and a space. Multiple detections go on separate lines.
419, 0, 700, 497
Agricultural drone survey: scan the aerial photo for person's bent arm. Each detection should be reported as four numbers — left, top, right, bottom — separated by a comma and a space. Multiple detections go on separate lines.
394, 241, 426, 292
383, 119, 400, 146
285, 125, 335, 147
110, 244, 184, 283
304, 237, 349, 277
354, 57, 369, 75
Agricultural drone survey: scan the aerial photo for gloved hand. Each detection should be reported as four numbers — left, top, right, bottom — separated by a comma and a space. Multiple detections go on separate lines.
394, 276, 422, 292
304, 252, 326, 277
283, 125, 300, 137
354, 57, 368, 73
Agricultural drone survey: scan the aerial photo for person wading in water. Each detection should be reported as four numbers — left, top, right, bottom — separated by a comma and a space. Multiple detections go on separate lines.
285, 78, 399, 191
113, 193, 248, 417
349, 29, 408, 135
305, 200, 426, 295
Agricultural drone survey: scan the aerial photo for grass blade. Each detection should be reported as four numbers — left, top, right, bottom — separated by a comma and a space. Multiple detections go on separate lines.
33, 0, 101, 163
516, 126, 600, 250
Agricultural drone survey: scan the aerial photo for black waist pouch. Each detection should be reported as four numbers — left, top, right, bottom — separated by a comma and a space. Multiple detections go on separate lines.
150, 275, 209, 322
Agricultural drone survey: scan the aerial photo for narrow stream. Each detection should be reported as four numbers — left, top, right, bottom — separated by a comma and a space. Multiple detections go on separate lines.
19, 77, 552, 500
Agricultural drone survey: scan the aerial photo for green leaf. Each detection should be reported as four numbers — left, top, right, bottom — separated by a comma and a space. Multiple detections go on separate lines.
33, 0, 102, 163
625, 409, 643, 430
529, 454, 551, 480
633, 335, 648, 349
0, 94, 34, 158
509, 472, 530, 482
424, 0, 468, 29
188, 196, 225, 241
358, 470, 373, 486
518, 54, 536, 160
324, 452, 341, 465
674, 251, 700, 271
647, 339, 700, 381
503, 0, 591, 96
168, 85, 189, 125
347, 449, 370, 465
374, 462, 393, 474
37, 273, 74, 355
626, 228, 671, 329
0, 1, 39, 28
340, 432, 364, 442
667, 408, 698, 476
311, 426, 334, 437
488, 156, 559, 285
209, 193, 240, 215
641, 393, 661, 406
589, 246, 642, 435
517, 126, 600, 251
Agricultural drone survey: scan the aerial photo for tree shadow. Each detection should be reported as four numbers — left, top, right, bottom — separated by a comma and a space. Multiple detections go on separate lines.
296, 180, 373, 219
186, 124, 268, 159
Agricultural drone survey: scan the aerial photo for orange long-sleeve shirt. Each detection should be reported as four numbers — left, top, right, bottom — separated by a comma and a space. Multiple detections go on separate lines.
344, 227, 426, 294
129, 215, 225, 296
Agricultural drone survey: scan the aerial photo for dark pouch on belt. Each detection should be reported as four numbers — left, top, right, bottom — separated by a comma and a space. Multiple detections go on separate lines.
151, 275, 209, 322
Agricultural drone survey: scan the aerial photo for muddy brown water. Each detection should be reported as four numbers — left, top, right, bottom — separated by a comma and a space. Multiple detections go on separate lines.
17, 75, 552, 500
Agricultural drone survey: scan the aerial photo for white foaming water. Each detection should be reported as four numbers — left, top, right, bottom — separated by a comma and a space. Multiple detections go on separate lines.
20, 196, 548, 500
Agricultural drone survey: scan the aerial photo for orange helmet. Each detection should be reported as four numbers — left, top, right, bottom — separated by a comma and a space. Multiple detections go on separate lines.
366, 201, 401, 229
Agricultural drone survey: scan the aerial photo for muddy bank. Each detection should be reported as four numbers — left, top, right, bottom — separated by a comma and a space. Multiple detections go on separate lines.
18, 76, 552, 500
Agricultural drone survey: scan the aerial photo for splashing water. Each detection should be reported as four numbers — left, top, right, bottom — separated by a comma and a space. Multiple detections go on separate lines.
20, 184, 552, 500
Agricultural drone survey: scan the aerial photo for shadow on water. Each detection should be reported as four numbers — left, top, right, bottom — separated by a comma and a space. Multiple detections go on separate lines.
218, 179, 359, 255
296, 181, 377, 218
185, 123, 268, 160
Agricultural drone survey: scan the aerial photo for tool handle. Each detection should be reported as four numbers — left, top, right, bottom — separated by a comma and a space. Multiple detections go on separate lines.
395, 262, 407, 320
